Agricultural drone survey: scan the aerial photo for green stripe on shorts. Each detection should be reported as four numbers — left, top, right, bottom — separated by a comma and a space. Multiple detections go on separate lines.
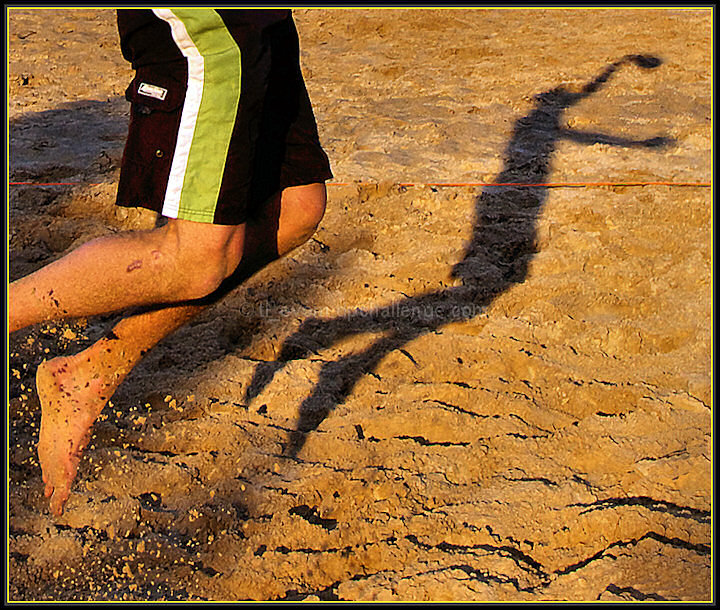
161, 9, 242, 223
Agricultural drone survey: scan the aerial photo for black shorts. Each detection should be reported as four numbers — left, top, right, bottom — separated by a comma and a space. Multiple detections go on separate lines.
115, 9, 332, 225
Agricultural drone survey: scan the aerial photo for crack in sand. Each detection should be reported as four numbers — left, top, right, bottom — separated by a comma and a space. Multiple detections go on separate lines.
569, 496, 710, 524
555, 531, 710, 577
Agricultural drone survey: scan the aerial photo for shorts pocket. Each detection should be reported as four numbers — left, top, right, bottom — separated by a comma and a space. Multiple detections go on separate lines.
124, 65, 187, 156
118, 65, 188, 207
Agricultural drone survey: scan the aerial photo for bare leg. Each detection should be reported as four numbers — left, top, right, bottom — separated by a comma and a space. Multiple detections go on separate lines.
9, 217, 246, 334
36, 305, 200, 516
33, 183, 327, 516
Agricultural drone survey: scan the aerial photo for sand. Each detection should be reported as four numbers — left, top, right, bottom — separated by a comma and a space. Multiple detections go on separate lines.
7, 8, 713, 602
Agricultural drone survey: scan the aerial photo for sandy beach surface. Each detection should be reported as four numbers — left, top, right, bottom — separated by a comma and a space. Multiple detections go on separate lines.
7, 8, 712, 602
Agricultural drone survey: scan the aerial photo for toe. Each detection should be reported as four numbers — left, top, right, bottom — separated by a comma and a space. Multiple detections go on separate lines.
50, 485, 70, 517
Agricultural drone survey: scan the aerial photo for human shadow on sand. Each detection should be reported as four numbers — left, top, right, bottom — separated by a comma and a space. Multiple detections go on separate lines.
243, 54, 674, 459
9, 98, 129, 182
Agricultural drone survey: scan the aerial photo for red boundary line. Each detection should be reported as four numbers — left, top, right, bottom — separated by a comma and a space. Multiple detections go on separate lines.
8, 181, 713, 188
399, 181, 712, 188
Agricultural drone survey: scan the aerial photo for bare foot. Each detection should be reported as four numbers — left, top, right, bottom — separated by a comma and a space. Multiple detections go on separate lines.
36, 354, 115, 517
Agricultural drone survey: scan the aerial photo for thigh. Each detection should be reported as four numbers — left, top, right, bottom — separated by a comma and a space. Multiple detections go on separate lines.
163, 217, 247, 272
242, 182, 327, 262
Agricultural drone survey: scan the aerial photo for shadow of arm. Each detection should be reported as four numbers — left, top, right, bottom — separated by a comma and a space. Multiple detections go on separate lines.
559, 127, 674, 149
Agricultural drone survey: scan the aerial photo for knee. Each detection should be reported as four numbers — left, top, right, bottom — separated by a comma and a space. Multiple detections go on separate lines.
154, 222, 244, 301
179, 257, 229, 300
283, 183, 327, 248
301, 184, 327, 232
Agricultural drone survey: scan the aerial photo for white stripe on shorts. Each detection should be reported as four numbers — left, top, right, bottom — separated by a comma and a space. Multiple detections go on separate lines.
151, 9, 205, 220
